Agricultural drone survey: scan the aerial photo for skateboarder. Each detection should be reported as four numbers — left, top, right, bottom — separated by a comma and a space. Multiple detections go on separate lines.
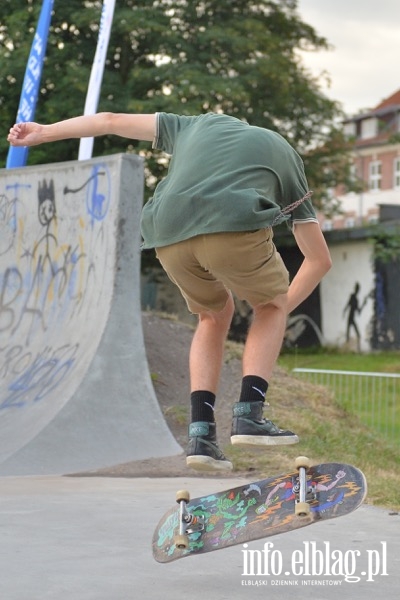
8, 111, 332, 472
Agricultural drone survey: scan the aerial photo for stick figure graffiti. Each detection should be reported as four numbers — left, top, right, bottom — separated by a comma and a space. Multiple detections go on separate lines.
35, 179, 57, 275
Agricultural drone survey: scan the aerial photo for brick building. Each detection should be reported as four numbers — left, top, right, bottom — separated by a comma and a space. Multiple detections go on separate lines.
318, 88, 400, 231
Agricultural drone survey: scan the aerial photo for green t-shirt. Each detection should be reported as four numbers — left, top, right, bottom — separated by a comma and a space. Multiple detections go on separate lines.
140, 112, 317, 249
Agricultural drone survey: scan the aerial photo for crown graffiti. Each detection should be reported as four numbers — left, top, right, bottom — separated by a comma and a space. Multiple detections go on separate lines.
38, 179, 55, 204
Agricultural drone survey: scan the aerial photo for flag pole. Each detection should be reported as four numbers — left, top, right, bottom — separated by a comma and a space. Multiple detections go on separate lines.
78, 0, 116, 161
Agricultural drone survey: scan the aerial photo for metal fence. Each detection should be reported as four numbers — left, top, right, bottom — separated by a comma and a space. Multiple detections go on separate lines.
292, 368, 400, 447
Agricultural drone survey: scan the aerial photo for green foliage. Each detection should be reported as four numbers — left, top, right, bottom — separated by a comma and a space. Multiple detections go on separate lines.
370, 227, 400, 263
388, 133, 400, 144
1, 0, 354, 210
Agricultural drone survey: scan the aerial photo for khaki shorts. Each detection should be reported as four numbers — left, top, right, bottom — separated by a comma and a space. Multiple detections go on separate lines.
155, 228, 289, 314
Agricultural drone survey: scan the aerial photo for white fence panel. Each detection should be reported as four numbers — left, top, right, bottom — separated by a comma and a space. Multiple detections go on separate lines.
292, 368, 400, 446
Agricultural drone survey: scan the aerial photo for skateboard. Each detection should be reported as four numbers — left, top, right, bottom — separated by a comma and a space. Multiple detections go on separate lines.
152, 457, 367, 563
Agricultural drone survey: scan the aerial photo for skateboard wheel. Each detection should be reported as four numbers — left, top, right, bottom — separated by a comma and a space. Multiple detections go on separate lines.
295, 456, 311, 471
295, 501, 311, 517
174, 534, 189, 550
176, 490, 190, 504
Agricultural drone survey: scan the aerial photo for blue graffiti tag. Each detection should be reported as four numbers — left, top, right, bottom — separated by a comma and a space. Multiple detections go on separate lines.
86, 164, 111, 221
0, 345, 78, 410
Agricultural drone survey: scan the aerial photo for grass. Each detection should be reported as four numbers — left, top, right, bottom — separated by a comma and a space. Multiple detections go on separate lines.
164, 405, 188, 426
150, 313, 400, 510
225, 356, 400, 512
278, 349, 400, 442
278, 348, 400, 373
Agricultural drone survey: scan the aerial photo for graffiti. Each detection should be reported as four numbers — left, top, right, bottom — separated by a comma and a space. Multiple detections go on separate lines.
33, 178, 59, 277
0, 178, 89, 345
374, 271, 386, 333
343, 282, 362, 349
284, 314, 325, 348
0, 344, 78, 410
0, 244, 87, 345
86, 165, 110, 221
0, 183, 31, 256
0, 163, 113, 415
372, 261, 400, 349
64, 164, 110, 222
342, 282, 372, 352
0, 194, 17, 256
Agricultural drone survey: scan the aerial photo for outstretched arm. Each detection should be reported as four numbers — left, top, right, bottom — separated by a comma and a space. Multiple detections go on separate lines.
287, 222, 332, 314
7, 113, 156, 147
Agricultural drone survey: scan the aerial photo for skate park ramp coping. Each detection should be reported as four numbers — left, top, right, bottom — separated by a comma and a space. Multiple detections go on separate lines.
0, 153, 182, 476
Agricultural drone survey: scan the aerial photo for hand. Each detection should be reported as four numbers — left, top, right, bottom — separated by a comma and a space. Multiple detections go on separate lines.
7, 122, 43, 147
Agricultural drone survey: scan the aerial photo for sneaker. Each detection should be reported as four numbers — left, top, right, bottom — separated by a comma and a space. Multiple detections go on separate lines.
231, 401, 299, 446
186, 421, 233, 472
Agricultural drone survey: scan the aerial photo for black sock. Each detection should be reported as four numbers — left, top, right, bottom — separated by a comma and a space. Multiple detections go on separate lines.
190, 391, 216, 423
239, 375, 269, 403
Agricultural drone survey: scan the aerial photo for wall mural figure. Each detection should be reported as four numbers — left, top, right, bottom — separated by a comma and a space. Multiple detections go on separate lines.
342, 282, 372, 351
343, 282, 362, 351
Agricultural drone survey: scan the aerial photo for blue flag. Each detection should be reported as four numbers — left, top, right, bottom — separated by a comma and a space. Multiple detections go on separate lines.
6, 0, 54, 168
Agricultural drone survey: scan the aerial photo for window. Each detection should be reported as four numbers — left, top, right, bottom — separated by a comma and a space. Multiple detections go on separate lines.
361, 118, 378, 139
394, 157, 400, 189
344, 122, 356, 138
322, 220, 333, 231
349, 163, 358, 185
369, 161, 382, 191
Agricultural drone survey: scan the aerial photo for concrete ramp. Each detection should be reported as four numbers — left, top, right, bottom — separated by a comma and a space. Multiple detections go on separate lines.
0, 154, 181, 475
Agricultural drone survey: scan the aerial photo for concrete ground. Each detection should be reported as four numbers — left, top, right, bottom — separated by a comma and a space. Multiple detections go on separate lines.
0, 476, 399, 600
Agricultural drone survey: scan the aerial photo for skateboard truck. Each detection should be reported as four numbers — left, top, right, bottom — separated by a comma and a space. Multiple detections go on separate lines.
174, 490, 205, 550
294, 456, 315, 517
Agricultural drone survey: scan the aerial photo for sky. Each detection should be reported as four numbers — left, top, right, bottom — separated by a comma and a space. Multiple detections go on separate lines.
296, 0, 400, 116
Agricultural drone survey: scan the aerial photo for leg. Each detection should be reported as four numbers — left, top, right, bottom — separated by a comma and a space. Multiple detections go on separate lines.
242, 293, 288, 381
231, 292, 299, 447
189, 292, 235, 393
155, 240, 235, 472
186, 294, 235, 473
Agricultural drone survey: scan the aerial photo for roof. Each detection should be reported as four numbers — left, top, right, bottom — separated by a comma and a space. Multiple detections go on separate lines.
345, 88, 400, 123
375, 88, 400, 110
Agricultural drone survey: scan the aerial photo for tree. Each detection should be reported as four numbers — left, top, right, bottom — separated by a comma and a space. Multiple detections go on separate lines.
1, 0, 354, 207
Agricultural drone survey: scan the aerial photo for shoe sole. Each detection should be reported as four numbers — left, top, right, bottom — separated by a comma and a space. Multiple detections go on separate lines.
186, 455, 233, 472
230, 434, 299, 447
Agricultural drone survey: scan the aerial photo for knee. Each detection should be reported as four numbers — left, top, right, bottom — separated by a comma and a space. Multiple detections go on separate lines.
222, 292, 235, 320
253, 293, 288, 316
198, 293, 235, 328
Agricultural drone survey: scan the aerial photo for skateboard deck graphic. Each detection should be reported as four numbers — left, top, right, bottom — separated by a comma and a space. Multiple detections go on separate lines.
152, 460, 367, 563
